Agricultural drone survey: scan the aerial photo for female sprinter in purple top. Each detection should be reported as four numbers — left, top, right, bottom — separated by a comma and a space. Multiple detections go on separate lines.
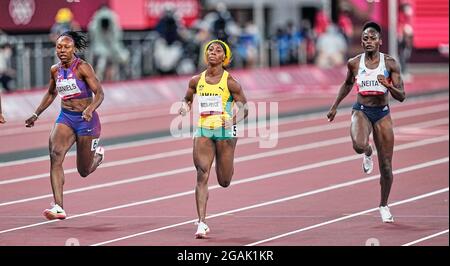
25, 31, 105, 220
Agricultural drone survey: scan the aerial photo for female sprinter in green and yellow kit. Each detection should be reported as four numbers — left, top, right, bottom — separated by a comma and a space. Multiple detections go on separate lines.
179, 40, 248, 238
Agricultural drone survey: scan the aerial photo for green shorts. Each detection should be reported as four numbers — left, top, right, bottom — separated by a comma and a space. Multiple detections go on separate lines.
194, 126, 237, 141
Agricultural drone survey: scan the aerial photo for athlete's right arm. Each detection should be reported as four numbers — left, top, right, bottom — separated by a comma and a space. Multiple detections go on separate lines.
179, 75, 200, 116
25, 65, 58, 127
327, 58, 357, 122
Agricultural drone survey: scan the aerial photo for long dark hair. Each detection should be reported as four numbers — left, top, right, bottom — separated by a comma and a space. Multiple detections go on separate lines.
58, 31, 88, 51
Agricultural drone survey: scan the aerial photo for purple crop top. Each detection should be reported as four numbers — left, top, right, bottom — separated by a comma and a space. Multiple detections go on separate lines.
55, 58, 93, 100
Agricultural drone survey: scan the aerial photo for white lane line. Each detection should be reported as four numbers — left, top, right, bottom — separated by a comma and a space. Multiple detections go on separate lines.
91, 160, 449, 246
0, 89, 320, 133
0, 128, 447, 207
246, 188, 449, 246
2, 91, 446, 136
0, 110, 323, 167
0, 108, 171, 137
0, 150, 447, 239
0, 137, 349, 206
402, 229, 449, 246
0, 98, 447, 168
1, 104, 447, 185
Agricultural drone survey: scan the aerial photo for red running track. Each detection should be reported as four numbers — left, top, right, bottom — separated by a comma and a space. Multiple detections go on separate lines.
0, 92, 448, 246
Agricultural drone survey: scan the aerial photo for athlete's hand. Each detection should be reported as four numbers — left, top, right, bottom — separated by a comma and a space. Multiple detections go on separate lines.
82, 108, 93, 122
377, 74, 390, 88
25, 114, 38, 127
222, 117, 234, 129
178, 101, 190, 116
0, 114, 5, 124
327, 107, 337, 122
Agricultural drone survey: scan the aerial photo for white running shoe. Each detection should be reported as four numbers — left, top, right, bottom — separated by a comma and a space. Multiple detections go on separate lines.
362, 144, 374, 174
95, 146, 105, 165
194, 221, 210, 239
43, 203, 66, 220
379, 206, 394, 223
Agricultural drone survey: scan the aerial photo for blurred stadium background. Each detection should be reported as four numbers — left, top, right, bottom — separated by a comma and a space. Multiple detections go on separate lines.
0, 0, 448, 125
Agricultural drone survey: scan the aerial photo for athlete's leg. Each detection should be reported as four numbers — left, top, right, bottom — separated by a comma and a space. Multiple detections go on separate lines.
76, 135, 103, 177
372, 114, 394, 207
49, 123, 76, 208
215, 138, 238, 188
193, 137, 216, 223
350, 110, 373, 156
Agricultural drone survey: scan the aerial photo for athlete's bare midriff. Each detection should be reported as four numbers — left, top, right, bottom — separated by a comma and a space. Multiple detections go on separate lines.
356, 93, 389, 107
61, 97, 93, 112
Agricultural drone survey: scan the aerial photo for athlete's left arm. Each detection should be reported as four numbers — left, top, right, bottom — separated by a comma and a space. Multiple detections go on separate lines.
377, 56, 406, 102
226, 75, 248, 127
78, 62, 105, 120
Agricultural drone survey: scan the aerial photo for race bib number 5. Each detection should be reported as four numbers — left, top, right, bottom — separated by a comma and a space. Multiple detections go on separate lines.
91, 138, 100, 151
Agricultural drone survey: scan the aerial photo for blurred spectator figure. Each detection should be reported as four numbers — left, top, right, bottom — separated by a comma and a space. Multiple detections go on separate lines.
236, 22, 259, 68
156, 7, 183, 46
314, 8, 330, 38
0, 43, 15, 93
192, 20, 212, 70
177, 29, 198, 75
286, 21, 304, 64
153, 7, 184, 74
49, 8, 81, 43
337, 4, 353, 59
204, 2, 239, 44
274, 27, 290, 65
398, 1, 414, 78
438, 43, 449, 58
88, 5, 129, 81
212, 3, 229, 42
0, 29, 9, 45
315, 24, 347, 68
274, 21, 304, 66
299, 19, 316, 64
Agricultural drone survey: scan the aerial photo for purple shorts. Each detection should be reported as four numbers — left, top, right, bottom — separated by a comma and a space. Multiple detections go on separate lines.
56, 108, 101, 137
